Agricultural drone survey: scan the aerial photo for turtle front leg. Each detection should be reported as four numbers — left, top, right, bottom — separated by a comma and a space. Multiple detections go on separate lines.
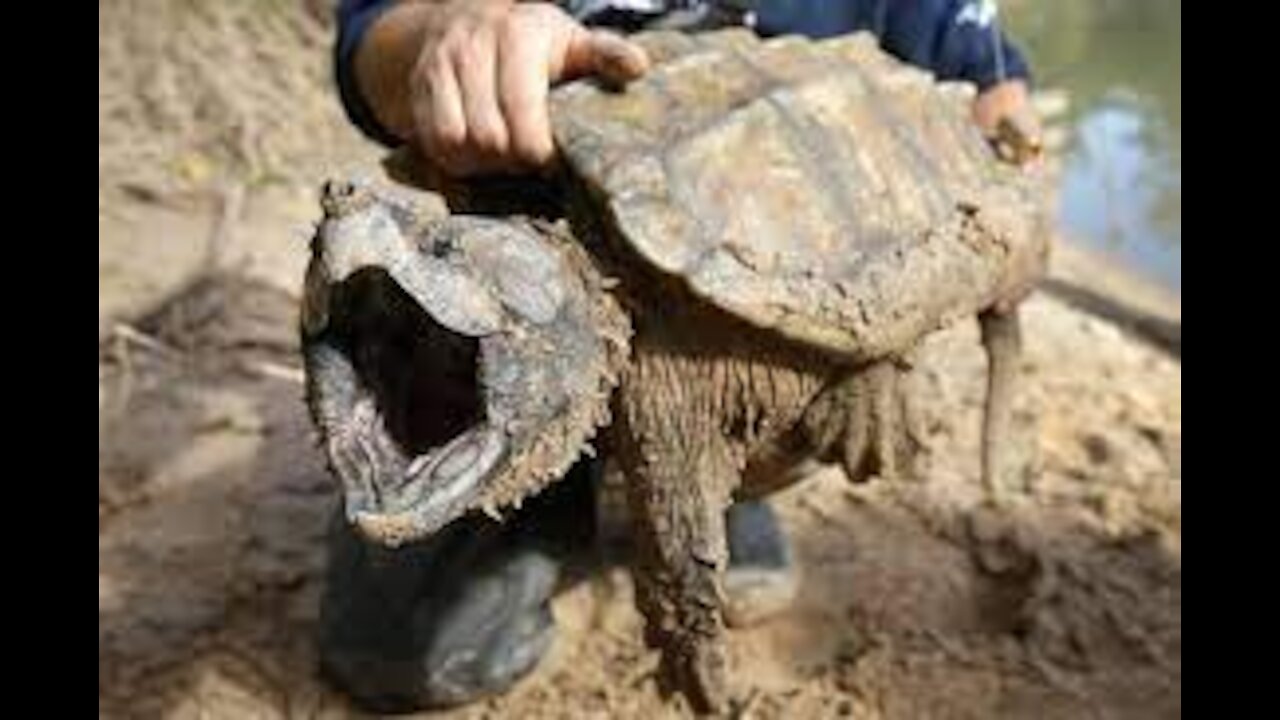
618, 411, 735, 713
978, 306, 1022, 504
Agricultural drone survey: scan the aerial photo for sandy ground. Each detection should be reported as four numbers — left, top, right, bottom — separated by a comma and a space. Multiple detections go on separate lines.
99, 3, 1180, 718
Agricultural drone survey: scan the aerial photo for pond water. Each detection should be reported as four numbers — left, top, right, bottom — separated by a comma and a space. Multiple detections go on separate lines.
1004, 0, 1181, 292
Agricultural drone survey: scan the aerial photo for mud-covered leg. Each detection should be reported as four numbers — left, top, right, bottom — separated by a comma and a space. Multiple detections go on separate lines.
805, 361, 909, 484
865, 361, 905, 480
979, 306, 1022, 504
620, 419, 735, 713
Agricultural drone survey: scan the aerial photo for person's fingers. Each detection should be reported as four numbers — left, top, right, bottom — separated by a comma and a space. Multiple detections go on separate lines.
455, 24, 511, 161
497, 19, 555, 166
412, 42, 471, 173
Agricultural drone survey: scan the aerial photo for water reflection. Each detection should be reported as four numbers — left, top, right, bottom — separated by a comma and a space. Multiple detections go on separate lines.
1004, 0, 1181, 291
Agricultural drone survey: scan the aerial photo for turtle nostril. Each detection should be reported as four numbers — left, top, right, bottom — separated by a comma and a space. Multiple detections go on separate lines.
321, 180, 361, 219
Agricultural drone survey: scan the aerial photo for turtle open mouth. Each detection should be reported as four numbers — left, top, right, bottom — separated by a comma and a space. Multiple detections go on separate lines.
350, 267, 509, 540
307, 265, 513, 546
301, 179, 630, 547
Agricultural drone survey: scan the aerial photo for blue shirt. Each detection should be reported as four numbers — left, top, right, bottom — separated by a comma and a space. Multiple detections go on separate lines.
335, 0, 1031, 146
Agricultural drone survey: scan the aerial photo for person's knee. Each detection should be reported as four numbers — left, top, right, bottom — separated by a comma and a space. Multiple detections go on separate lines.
319, 511, 562, 712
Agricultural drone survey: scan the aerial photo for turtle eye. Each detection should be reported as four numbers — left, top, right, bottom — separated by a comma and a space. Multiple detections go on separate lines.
432, 236, 455, 258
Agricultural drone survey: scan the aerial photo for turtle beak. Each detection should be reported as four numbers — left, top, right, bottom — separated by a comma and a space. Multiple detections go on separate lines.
303, 265, 513, 547
303, 183, 514, 546
302, 179, 630, 547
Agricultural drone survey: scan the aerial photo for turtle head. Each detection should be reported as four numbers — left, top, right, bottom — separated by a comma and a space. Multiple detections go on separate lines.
302, 178, 629, 547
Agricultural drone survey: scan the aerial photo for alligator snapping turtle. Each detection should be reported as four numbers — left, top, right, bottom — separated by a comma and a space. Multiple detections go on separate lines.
301, 29, 1048, 712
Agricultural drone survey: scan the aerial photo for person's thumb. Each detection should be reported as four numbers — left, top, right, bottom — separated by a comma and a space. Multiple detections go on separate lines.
557, 27, 649, 86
